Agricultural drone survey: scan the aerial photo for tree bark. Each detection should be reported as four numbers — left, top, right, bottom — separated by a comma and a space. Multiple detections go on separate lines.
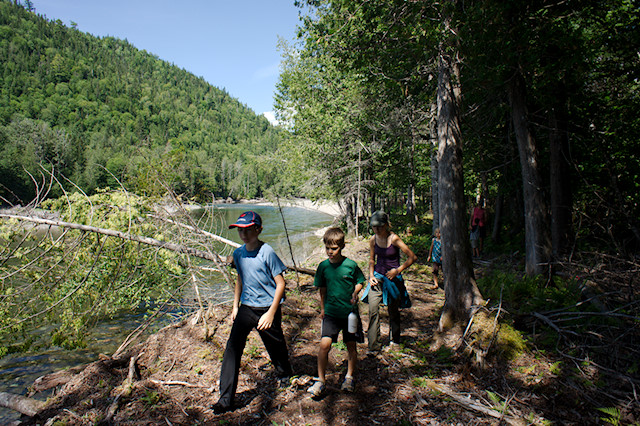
549, 87, 573, 259
343, 197, 356, 236
430, 103, 440, 233
508, 72, 551, 276
406, 131, 419, 223
431, 150, 439, 231
436, 9, 483, 329
0, 392, 45, 416
491, 191, 503, 243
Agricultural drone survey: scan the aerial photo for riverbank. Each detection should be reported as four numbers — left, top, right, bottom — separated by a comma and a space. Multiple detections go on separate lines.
213, 197, 342, 218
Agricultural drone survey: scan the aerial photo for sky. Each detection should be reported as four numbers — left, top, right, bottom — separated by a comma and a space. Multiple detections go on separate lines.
33, 0, 303, 125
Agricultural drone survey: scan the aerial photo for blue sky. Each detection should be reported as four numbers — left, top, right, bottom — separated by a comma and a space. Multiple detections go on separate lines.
33, 1, 303, 124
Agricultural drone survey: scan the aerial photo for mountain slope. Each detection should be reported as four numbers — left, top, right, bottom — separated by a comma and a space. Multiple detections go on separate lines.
0, 0, 283, 203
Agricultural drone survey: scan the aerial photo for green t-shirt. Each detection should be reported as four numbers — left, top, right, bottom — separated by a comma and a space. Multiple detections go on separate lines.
314, 257, 366, 319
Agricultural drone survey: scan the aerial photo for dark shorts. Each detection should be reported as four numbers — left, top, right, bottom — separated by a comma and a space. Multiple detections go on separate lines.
432, 262, 442, 274
321, 315, 357, 343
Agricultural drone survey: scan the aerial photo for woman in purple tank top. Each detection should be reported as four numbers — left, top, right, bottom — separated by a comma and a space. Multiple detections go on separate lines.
364, 210, 417, 354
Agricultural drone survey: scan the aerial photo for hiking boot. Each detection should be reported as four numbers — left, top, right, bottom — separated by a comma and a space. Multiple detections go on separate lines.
340, 376, 355, 392
307, 380, 325, 398
210, 401, 233, 414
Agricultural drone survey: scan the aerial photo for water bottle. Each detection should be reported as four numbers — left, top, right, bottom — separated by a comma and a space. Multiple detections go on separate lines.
347, 311, 358, 333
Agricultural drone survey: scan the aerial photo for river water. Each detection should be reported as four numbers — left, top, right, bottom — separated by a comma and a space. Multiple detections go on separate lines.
0, 204, 335, 422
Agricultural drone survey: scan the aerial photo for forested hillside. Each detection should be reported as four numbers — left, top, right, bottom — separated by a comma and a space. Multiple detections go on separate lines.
0, 0, 285, 204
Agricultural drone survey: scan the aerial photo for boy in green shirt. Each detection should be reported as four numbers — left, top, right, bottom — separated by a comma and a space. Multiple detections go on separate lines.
308, 227, 366, 397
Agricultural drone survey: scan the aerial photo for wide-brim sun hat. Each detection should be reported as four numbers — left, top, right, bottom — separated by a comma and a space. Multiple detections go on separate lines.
229, 211, 262, 228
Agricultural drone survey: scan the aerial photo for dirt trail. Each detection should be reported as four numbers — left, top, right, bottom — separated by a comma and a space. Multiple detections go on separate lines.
18, 238, 636, 425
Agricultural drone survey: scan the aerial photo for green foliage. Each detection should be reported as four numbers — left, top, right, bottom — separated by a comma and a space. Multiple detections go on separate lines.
404, 234, 433, 261
476, 272, 581, 314
486, 390, 507, 414
246, 343, 262, 359
597, 407, 622, 426
0, 0, 286, 204
334, 340, 347, 351
495, 322, 528, 360
433, 346, 454, 367
286, 0, 640, 256
0, 190, 185, 354
141, 390, 161, 408
412, 376, 430, 388
276, 4, 435, 215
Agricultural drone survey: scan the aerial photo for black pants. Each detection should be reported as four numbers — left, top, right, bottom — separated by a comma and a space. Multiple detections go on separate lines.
217, 304, 292, 407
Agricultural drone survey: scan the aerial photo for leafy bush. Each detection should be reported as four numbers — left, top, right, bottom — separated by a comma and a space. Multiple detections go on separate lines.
0, 190, 186, 354
476, 271, 582, 314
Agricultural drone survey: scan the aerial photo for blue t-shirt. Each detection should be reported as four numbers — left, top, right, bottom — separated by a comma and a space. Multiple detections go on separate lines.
233, 242, 287, 308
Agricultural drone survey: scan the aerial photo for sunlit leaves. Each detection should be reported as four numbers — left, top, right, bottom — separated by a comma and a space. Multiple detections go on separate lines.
0, 190, 185, 354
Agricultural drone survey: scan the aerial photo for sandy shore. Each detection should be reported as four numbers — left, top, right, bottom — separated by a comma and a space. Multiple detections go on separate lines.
225, 197, 342, 218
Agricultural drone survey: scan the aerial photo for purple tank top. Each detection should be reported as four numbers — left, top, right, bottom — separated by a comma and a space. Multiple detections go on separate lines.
374, 241, 400, 274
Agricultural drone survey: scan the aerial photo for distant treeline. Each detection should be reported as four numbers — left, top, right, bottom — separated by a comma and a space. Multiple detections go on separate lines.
0, 0, 288, 204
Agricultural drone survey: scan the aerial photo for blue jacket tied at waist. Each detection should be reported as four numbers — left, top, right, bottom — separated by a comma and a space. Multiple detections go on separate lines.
361, 272, 411, 309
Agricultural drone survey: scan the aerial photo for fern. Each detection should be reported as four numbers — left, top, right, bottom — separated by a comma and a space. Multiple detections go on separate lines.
596, 407, 621, 426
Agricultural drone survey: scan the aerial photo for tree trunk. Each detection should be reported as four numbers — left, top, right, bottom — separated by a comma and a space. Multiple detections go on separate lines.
431, 150, 439, 232
0, 392, 45, 417
406, 183, 416, 220
508, 72, 551, 276
406, 131, 419, 223
436, 14, 483, 330
491, 191, 503, 244
344, 196, 356, 235
549, 87, 573, 259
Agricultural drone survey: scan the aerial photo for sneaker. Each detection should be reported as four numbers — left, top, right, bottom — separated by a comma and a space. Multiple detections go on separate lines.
211, 401, 233, 414
384, 342, 400, 352
340, 376, 355, 392
307, 380, 325, 397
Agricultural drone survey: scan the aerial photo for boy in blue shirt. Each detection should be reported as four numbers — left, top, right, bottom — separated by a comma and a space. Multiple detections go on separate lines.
212, 211, 292, 413
308, 227, 366, 397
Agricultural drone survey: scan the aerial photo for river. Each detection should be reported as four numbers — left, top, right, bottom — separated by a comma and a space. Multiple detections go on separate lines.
0, 203, 335, 423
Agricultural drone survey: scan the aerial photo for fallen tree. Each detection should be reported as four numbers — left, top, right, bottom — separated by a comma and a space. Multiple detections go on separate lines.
0, 213, 317, 276
0, 392, 45, 417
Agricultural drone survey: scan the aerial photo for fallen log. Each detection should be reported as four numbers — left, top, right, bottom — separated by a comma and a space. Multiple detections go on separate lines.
1, 213, 317, 276
0, 213, 226, 264
423, 379, 534, 426
0, 391, 45, 417
29, 365, 85, 395
148, 214, 240, 248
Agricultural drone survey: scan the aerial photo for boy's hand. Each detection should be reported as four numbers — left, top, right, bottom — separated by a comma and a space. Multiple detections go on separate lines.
257, 311, 275, 330
350, 290, 360, 305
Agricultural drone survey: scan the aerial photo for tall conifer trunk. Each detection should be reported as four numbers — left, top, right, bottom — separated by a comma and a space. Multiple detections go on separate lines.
436, 4, 483, 329
549, 84, 573, 259
509, 72, 552, 276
